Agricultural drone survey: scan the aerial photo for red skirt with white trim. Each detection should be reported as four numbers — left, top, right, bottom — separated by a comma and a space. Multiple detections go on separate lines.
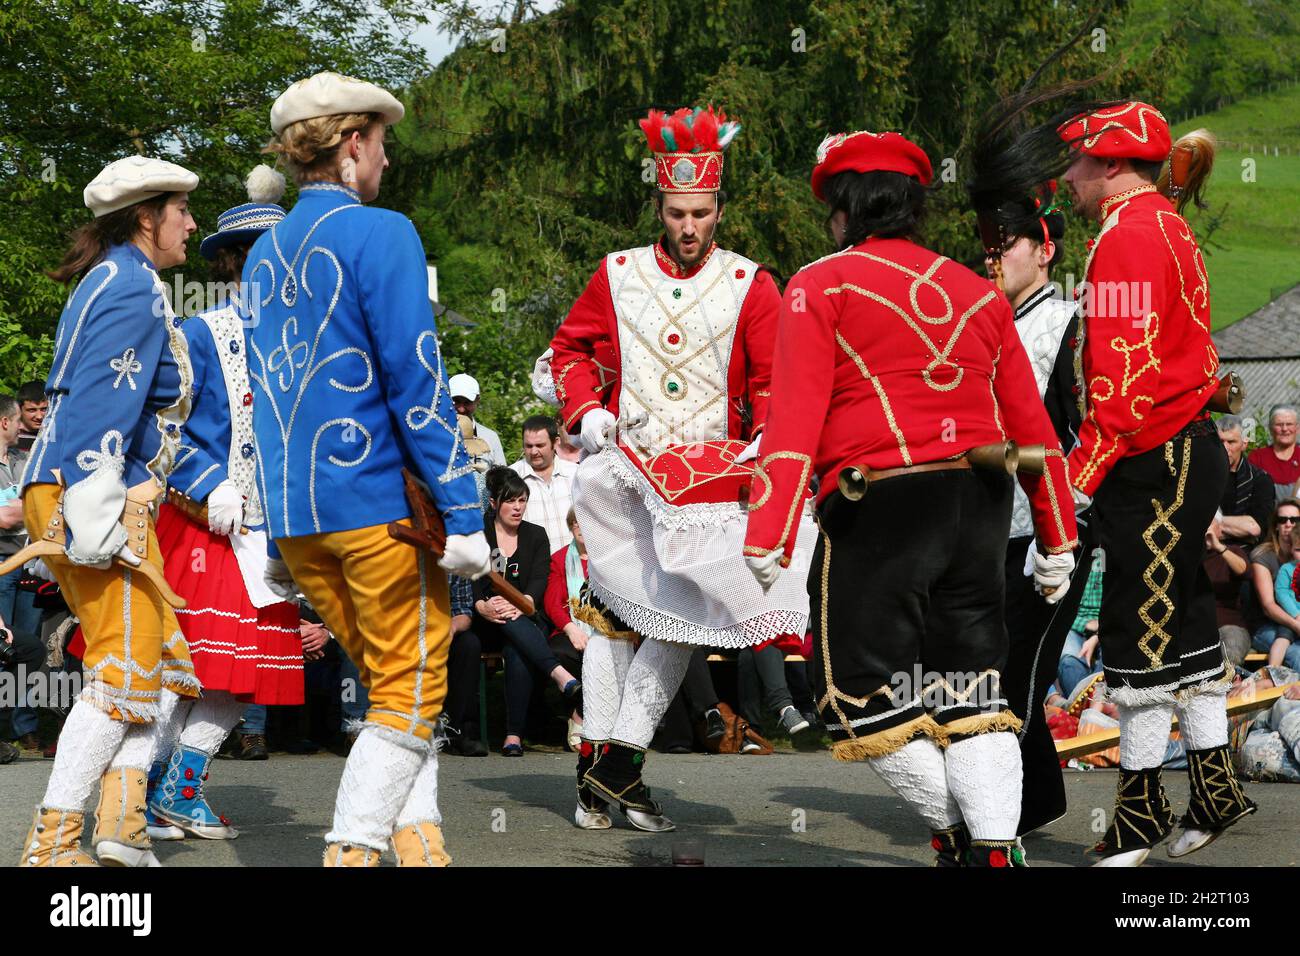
156, 503, 304, 705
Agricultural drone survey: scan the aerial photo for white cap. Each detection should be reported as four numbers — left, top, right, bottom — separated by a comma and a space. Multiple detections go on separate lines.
447, 373, 480, 401
270, 71, 405, 135
83, 156, 199, 218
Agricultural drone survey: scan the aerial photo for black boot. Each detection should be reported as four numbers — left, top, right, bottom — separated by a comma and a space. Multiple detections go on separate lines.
1168, 745, 1256, 857
583, 740, 674, 832
1091, 766, 1176, 865
930, 823, 971, 867
968, 838, 1026, 867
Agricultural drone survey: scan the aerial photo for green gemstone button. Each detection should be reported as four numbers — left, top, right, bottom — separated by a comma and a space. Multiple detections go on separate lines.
672, 288, 682, 299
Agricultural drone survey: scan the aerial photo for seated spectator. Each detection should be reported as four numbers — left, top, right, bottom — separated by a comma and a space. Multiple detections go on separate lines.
1248, 404, 1300, 501
545, 508, 592, 749
1216, 414, 1273, 545
1271, 537, 1300, 670
473, 467, 580, 755
1234, 665, 1300, 782
739, 634, 815, 736
511, 415, 577, 554
442, 573, 487, 756
1245, 499, 1300, 670
659, 647, 726, 752
1205, 514, 1250, 630
1056, 551, 1103, 698
449, 373, 506, 465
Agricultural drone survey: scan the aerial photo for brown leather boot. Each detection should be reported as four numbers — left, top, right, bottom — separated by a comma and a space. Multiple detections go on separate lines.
391, 822, 451, 867
322, 842, 383, 867
94, 767, 160, 867
19, 806, 97, 867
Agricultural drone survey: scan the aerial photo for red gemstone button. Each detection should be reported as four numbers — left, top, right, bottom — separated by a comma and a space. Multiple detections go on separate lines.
1068, 337, 1079, 349
182, 786, 196, 799
931, 837, 943, 851
735, 269, 746, 279
184, 768, 194, 780
242, 392, 253, 406
989, 849, 1009, 867
616, 255, 627, 265
667, 333, 681, 345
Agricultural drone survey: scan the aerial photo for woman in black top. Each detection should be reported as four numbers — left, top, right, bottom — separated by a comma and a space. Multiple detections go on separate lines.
473, 468, 580, 754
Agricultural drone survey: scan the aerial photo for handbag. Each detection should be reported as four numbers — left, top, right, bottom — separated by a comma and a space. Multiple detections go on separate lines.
696, 701, 773, 755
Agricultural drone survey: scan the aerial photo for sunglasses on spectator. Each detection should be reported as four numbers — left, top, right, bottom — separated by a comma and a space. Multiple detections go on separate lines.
1277, 515, 1299, 525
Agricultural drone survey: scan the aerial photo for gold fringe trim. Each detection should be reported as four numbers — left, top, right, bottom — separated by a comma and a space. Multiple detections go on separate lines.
830, 714, 939, 762
933, 710, 1023, 747
571, 602, 637, 641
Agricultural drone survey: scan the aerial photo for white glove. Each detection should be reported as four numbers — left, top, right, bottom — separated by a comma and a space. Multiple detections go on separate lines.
24, 558, 55, 583
264, 557, 298, 602
735, 437, 761, 465
439, 531, 491, 580
578, 408, 617, 455
206, 480, 245, 536
62, 468, 128, 568
1032, 549, 1076, 605
1071, 485, 1092, 512
746, 550, 782, 592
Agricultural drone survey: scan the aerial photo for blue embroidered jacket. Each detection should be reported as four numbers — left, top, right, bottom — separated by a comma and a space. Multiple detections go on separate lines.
169, 302, 266, 531
243, 184, 480, 547
23, 243, 190, 498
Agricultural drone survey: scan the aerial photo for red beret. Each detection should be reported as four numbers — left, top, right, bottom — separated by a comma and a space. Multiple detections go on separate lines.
1057, 101, 1171, 162
810, 131, 933, 201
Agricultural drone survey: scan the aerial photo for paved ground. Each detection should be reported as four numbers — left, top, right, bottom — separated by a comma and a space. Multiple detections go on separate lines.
1, 747, 1295, 866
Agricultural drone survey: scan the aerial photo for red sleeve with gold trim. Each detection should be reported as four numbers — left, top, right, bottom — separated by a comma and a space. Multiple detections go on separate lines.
735, 267, 781, 438
1067, 226, 1167, 497
549, 264, 618, 432
743, 268, 830, 565
990, 296, 1079, 554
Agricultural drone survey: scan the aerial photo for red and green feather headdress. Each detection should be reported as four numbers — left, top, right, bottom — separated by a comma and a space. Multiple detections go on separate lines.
639, 106, 741, 193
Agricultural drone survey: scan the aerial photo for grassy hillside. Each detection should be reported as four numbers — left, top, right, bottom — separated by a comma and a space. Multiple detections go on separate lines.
1173, 82, 1300, 328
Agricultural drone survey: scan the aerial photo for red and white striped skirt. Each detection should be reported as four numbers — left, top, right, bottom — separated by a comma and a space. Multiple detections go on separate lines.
156, 503, 304, 705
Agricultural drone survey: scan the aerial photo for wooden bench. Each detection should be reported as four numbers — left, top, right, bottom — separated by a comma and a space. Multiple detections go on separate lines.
1054, 682, 1297, 760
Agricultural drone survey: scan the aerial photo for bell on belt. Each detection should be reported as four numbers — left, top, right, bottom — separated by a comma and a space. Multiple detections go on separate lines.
966, 441, 1019, 475
1014, 443, 1047, 477
837, 465, 870, 501
1208, 372, 1244, 415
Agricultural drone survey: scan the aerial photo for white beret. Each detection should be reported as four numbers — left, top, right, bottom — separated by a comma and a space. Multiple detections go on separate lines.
83, 156, 199, 218
270, 71, 405, 135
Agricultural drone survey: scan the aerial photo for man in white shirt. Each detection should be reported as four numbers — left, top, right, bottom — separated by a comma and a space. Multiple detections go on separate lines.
449, 373, 506, 466
510, 415, 577, 553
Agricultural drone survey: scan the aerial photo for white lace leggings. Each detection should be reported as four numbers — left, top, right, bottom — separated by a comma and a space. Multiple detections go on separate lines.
605, 638, 695, 749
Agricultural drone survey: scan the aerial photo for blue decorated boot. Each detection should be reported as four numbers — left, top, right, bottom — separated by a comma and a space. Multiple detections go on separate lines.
145, 760, 184, 842
151, 745, 239, 840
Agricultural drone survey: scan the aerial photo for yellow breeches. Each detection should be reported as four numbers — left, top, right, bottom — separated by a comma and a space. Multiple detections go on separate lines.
22, 483, 198, 723
276, 520, 451, 744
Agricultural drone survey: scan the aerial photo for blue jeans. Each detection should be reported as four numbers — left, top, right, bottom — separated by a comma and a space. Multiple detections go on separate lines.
1056, 629, 1103, 697
241, 703, 267, 735
1252, 624, 1300, 670
0, 567, 41, 737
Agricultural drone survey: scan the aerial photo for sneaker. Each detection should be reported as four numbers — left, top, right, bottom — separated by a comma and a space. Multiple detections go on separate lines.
0, 740, 18, 764
236, 733, 269, 761
740, 740, 763, 754
703, 708, 725, 741
778, 705, 810, 735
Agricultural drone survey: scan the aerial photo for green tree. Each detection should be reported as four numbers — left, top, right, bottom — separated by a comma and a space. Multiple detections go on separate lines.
0, 0, 441, 390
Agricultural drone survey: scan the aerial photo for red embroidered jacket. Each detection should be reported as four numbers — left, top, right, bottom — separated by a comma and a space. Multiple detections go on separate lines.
549, 240, 781, 441
744, 237, 1078, 564
1068, 186, 1218, 497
